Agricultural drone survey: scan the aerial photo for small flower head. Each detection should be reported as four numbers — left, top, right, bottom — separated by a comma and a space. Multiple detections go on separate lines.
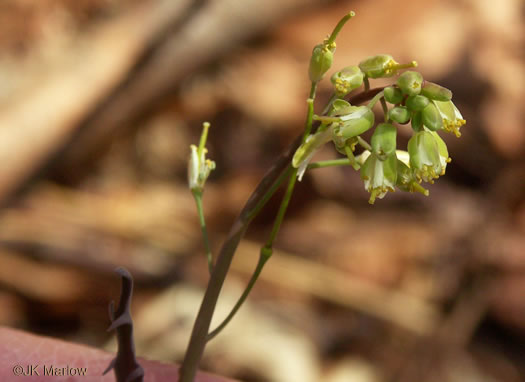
309, 41, 335, 83
433, 100, 466, 137
332, 106, 375, 148
188, 123, 216, 192
396, 70, 423, 96
360, 151, 397, 204
331, 66, 364, 96
407, 130, 445, 183
383, 86, 404, 104
359, 54, 417, 79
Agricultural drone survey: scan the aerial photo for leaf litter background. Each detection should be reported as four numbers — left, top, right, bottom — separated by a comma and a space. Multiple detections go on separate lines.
0, 0, 524, 381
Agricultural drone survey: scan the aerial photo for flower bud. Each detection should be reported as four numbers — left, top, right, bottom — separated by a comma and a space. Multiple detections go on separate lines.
407, 131, 442, 183
383, 86, 404, 104
433, 100, 466, 137
292, 128, 333, 181
371, 123, 397, 159
359, 55, 416, 79
387, 106, 410, 124
360, 152, 397, 204
188, 123, 216, 192
333, 106, 375, 143
309, 42, 335, 83
331, 66, 364, 96
405, 95, 429, 111
421, 82, 452, 101
396, 71, 423, 96
422, 102, 443, 131
410, 111, 422, 132
328, 99, 352, 117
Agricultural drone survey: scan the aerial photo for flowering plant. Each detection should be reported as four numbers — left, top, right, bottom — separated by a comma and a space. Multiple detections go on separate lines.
179, 11, 466, 381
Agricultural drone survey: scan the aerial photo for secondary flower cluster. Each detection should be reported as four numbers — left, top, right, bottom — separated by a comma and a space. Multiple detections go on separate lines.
294, 53, 466, 204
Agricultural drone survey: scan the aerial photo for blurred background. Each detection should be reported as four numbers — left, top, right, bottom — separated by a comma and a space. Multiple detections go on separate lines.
0, 0, 524, 381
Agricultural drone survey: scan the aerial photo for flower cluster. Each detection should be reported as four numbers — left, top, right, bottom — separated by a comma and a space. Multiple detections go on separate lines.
293, 53, 466, 204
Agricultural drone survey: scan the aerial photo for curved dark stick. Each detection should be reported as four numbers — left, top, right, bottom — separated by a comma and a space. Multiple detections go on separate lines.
103, 267, 144, 382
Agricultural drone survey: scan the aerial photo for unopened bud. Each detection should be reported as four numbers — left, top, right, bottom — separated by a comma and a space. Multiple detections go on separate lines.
331, 66, 364, 96
421, 82, 452, 102
396, 71, 423, 96
405, 95, 429, 111
383, 86, 404, 104
422, 102, 443, 131
309, 43, 335, 83
388, 106, 410, 124
371, 123, 397, 159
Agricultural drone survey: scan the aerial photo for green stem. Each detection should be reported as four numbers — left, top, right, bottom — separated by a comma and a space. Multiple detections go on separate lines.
344, 146, 360, 170
206, 85, 317, 342
364, 76, 370, 92
307, 158, 352, 169
380, 97, 389, 121
357, 136, 372, 151
367, 90, 384, 109
178, 87, 381, 382
206, 248, 271, 341
192, 190, 213, 274
313, 115, 340, 124
197, 122, 210, 157
326, 11, 355, 44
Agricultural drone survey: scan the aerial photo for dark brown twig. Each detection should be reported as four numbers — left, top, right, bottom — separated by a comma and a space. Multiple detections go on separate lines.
103, 267, 144, 382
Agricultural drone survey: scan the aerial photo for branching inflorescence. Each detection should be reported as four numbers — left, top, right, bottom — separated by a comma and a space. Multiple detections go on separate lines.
180, 11, 466, 381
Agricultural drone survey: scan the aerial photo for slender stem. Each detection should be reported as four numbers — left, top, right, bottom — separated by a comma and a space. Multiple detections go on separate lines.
326, 11, 355, 44
197, 122, 210, 157
380, 98, 389, 121
363, 76, 370, 92
302, 83, 317, 141
178, 87, 383, 382
192, 190, 213, 274
307, 158, 352, 169
313, 115, 340, 124
322, 93, 338, 115
206, 249, 271, 341
344, 146, 360, 170
367, 90, 384, 109
357, 136, 372, 151
206, 86, 316, 343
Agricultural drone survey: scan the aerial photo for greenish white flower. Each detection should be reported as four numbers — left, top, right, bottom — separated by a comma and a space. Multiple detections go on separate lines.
332, 106, 375, 149
396, 71, 423, 96
292, 128, 333, 181
407, 130, 445, 183
309, 41, 335, 83
188, 145, 215, 192
360, 151, 397, 204
433, 100, 466, 138
188, 123, 216, 192
331, 66, 364, 97
358, 55, 417, 79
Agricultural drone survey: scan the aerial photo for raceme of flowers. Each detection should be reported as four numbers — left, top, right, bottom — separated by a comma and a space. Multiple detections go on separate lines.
293, 52, 466, 204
